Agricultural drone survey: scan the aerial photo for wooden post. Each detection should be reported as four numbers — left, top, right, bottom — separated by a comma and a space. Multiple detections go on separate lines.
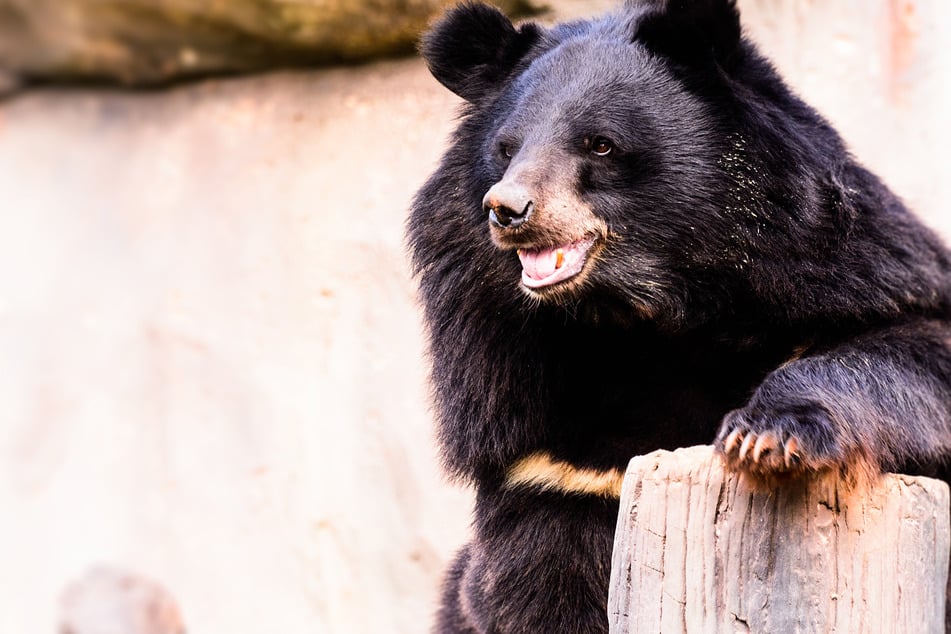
608, 445, 950, 634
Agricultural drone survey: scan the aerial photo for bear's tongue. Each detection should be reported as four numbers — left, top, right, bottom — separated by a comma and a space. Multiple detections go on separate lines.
517, 237, 595, 288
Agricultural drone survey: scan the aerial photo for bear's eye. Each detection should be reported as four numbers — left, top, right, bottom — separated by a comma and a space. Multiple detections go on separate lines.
498, 142, 513, 160
589, 136, 614, 157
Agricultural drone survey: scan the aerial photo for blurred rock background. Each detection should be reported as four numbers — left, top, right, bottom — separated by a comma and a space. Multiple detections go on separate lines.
0, 1, 948, 633
0, 0, 537, 85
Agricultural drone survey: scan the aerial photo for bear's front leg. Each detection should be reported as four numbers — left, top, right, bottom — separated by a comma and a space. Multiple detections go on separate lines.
716, 320, 951, 482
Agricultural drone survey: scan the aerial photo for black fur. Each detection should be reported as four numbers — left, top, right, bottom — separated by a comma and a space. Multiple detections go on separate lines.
408, 1, 951, 631
420, 2, 542, 103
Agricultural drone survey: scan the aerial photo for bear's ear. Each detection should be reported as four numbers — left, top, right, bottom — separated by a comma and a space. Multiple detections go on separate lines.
635, 0, 742, 69
420, 2, 541, 102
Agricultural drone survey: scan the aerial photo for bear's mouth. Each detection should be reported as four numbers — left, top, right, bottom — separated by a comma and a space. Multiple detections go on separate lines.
517, 234, 599, 289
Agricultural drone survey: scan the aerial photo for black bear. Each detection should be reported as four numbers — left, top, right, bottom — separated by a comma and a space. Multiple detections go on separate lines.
407, 0, 951, 632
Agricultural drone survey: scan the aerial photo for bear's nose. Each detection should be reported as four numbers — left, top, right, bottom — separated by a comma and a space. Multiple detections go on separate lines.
483, 182, 534, 228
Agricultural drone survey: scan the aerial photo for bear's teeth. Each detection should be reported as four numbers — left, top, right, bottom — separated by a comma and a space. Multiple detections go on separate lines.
555, 250, 565, 269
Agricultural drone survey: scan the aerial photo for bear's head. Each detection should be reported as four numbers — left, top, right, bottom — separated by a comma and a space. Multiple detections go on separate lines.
412, 1, 887, 330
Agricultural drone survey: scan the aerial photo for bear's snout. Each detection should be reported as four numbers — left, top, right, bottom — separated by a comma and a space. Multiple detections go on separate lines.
484, 181, 534, 228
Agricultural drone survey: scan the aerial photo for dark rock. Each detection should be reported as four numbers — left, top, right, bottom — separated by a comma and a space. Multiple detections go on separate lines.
0, 0, 539, 86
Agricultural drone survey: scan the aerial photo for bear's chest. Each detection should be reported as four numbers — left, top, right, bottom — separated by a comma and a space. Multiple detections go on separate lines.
538, 329, 786, 464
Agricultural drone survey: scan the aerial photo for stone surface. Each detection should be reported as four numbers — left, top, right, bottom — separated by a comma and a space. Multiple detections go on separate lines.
0, 58, 473, 634
736, 0, 951, 242
60, 566, 186, 634
609, 446, 950, 633
0, 0, 538, 86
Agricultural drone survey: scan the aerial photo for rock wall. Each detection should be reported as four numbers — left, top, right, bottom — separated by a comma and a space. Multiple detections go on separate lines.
0, 1, 948, 633
739, 0, 951, 238
0, 58, 472, 634
0, 0, 536, 85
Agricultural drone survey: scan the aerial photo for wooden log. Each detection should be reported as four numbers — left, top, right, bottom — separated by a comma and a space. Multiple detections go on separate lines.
608, 445, 950, 634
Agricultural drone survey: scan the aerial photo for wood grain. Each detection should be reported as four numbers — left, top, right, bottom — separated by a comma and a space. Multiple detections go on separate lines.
609, 445, 950, 634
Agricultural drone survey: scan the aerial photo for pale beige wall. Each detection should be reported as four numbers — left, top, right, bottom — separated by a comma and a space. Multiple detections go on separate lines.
0, 2, 948, 633
739, 0, 951, 237
0, 62, 473, 633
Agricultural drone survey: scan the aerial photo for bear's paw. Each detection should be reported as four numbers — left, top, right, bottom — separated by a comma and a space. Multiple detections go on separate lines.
715, 399, 852, 480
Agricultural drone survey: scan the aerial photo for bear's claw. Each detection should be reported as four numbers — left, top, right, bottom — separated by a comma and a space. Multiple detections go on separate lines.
723, 428, 742, 454
714, 400, 825, 478
721, 428, 799, 469
783, 436, 799, 468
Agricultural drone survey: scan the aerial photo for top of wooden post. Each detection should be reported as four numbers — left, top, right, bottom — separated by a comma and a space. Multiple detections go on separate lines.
609, 445, 950, 634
